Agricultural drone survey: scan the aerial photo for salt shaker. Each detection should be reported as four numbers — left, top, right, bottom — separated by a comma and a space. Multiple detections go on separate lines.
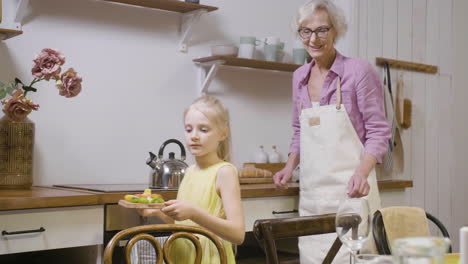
254, 145, 268, 163
268, 145, 281, 163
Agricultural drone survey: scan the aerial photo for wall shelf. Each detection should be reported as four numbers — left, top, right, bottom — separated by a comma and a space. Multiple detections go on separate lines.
0, 0, 29, 41
0, 28, 23, 40
102, 0, 218, 13
102, 0, 218, 52
193, 56, 302, 94
376, 57, 438, 74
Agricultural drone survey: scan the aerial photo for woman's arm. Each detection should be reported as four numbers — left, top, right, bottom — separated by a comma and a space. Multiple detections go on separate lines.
161, 165, 245, 245
348, 62, 391, 197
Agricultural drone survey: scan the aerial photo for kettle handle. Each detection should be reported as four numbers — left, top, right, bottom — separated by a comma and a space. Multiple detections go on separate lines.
158, 139, 186, 161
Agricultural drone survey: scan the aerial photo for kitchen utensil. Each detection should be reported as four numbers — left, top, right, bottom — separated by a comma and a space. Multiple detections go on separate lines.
211, 45, 238, 56
146, 139, 188, 189
382, 62, 399, 172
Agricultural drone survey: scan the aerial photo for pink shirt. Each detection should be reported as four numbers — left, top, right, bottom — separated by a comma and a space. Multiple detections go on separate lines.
289, 51, 391, 163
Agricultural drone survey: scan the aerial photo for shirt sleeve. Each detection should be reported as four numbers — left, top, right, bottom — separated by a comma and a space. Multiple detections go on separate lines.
289, 72, 301, 155
355, 62, 391, 163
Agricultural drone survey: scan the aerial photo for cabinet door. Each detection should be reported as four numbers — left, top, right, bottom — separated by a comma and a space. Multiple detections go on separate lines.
242, 196, 299, 232
0, 205, 103, 255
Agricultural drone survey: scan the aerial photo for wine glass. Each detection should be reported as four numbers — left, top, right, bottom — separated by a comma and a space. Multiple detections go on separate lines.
335, 198, 371, 264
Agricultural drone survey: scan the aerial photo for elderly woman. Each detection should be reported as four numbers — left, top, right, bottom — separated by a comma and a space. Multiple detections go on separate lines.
273, 0, 391, 262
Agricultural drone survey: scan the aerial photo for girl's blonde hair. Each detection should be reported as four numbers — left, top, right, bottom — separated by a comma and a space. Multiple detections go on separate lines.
184, 96, 232, 162
295, 0, 348, 42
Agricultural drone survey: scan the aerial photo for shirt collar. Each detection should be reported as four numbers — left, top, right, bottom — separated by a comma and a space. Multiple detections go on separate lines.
298, 50, 345, 87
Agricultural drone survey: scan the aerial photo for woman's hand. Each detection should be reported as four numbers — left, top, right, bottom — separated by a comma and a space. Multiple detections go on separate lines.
347, 173, 370, 198
273, 167, 294, 189
161, 200, 196, 221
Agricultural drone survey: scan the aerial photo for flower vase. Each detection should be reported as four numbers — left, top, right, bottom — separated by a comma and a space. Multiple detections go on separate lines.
0, 116, 34, 189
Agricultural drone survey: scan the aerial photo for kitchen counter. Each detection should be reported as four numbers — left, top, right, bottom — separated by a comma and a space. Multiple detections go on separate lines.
0, 180, 412, 211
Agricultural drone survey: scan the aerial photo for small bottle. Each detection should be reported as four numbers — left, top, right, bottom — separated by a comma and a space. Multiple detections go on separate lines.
254, 145, 268, 163
268, 145, 281, 163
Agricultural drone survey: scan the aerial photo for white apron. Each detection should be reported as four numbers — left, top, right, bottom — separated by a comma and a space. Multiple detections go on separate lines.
298, 77, 381, 264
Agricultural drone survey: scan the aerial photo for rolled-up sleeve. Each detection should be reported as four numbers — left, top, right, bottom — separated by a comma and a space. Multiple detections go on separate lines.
289, 72, 301, 155
355, 63, 391, 163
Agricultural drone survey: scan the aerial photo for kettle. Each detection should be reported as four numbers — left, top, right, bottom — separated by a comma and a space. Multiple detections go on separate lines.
146, 139, 188, 189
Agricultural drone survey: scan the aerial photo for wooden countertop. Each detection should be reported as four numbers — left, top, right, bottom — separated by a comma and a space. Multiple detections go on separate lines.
0, 180, 412, 211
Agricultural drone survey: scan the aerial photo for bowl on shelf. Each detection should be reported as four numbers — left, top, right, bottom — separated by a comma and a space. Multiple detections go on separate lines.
210, 45, 238, 56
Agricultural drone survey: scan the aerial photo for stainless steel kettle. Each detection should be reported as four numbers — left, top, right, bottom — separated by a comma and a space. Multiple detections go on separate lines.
146, 139, 188, 190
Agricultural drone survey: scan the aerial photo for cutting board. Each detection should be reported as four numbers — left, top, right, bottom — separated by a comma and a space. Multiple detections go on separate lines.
239, 177, 274, 184
242, 162, 286, 175
239, 162, 288, 184
118, 200, 165, 209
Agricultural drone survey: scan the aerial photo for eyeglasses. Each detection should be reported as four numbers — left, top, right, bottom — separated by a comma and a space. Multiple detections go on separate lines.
298, 26, 332, 40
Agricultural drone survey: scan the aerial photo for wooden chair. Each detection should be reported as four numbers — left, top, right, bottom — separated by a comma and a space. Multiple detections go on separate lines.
103, 224, 227, 264
253, 213, 342, 264
372, 210, 452, 255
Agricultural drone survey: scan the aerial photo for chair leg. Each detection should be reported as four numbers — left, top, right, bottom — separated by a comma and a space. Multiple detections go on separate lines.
322, 237, 342, 264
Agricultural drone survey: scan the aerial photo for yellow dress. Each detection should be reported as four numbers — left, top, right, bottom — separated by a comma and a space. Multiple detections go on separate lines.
169, 161, 237, 264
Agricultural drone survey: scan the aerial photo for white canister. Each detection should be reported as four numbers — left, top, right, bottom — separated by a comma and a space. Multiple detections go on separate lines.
268, 146, 281, 163
254, 145, 268, 163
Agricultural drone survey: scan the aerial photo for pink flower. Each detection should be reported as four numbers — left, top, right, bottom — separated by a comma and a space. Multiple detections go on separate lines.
1, 89, 39, 121
31, 48, 66, 81
56, 68, 82, 98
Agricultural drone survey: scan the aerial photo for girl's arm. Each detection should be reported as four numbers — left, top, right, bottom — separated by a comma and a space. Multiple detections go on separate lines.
162, 165, 245, 245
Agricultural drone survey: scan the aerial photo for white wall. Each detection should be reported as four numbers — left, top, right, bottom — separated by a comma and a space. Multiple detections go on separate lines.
452, 0, 468, 253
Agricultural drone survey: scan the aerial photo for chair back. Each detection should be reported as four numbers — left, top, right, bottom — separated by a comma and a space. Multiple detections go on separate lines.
103, 224, 227, 264
372, 210, 451, 254
253, 213, 342, 264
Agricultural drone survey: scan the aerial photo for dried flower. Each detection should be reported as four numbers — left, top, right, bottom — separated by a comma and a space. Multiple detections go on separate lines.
1, 89, 39, 121
0, 48, 82, 122
31, 48, 66, 81
56, 68, 82, 98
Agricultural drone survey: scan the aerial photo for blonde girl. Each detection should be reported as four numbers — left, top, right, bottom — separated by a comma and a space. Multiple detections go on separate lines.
141, 96, 244, 263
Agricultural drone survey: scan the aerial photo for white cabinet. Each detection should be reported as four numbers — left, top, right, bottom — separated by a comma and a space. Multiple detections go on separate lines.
242, 196, 299, 232
0, 205, 104, 254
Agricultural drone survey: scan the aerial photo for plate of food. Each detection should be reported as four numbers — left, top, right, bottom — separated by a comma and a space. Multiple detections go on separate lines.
118, 189, 165, 209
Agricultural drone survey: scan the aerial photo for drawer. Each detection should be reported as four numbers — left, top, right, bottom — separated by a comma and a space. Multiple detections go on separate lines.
242, 196, 299, 232
0, 205, 104, 255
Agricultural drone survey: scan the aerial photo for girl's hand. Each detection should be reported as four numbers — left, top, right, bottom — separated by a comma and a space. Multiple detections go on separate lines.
273, 167, 294, 189
347, 173, 370, 198
161, 200, 196, 221
136, 209, 163, 217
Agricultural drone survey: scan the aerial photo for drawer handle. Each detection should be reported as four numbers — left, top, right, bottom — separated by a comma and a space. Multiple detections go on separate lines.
2, 227, 46, 236
272, 209, 298, 215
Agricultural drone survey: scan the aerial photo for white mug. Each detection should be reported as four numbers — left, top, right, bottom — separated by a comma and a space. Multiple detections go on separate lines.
264, 36, 280, 46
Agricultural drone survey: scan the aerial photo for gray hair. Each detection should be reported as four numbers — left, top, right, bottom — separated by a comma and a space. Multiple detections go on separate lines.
296, 0, 348, 41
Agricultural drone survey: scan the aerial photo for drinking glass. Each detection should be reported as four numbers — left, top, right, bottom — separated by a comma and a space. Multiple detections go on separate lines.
336, 198, 371, 264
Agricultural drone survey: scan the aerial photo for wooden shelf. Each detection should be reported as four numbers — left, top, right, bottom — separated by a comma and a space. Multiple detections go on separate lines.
0, 28, 23, 40
193, 56, 302, 72
102, 0, 218, 13
377, 179, 413, 190
376, 57, 438, 74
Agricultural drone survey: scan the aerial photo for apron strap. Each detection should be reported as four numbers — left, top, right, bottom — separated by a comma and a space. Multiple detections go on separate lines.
336, 77, 342, 110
